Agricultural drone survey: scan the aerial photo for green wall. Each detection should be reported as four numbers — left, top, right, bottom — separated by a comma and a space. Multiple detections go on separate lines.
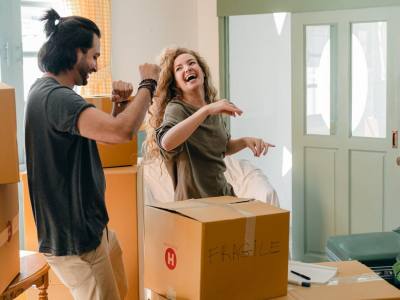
218, 0, 400, 16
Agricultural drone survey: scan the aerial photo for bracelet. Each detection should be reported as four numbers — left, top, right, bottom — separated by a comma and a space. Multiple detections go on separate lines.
138, 79, 157, 102
116, 101, 130, 108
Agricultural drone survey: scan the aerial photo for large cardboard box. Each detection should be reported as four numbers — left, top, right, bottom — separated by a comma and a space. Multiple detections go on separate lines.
148, 261, 400, 300
0, 183, 20, 294
104, 166, 139, 300
22, 166, 139, 300
84, 95, 137, 168
0, 83, 19, 184
274, 260, 400, 300
144, 196, 290, 300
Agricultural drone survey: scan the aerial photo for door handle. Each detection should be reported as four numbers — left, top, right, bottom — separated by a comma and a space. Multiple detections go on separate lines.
392, 130, 398, 148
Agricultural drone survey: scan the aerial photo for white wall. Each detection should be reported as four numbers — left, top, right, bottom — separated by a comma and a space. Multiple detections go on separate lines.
197, 0, 220, 92
111, 3, 292, 212
111, 0, 198, 84
229, 14, 292, 211
112, 0, 220, 93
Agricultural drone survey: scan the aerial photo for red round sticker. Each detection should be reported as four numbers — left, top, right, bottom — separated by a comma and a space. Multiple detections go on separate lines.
165, 248, 177, 270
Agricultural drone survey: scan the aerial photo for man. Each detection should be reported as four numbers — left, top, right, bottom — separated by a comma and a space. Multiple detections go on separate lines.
24, 8, 160, 300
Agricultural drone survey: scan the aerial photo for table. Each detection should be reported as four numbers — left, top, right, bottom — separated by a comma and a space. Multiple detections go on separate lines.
0, 251, 49, 300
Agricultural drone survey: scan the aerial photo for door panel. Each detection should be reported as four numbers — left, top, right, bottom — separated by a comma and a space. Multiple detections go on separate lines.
350, 150, 384, 233
304, 147, 335, 257
292, 7, 400, 261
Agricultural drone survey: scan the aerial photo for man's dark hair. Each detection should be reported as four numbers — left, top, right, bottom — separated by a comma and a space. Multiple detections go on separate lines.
38, 9, 101, 75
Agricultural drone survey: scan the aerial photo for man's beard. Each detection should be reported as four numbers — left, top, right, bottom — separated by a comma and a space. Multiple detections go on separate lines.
79, 67, 89, 85
77, 62, 90, 86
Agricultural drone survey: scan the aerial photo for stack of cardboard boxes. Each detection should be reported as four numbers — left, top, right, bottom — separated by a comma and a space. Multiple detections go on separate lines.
0, 83, 20, 294
22, 95, 140, 300
85, 95, 137, 168
85, 95, 140, 300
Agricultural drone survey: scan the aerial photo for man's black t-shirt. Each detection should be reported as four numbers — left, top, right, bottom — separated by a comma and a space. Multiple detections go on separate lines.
25, 77, 109, 256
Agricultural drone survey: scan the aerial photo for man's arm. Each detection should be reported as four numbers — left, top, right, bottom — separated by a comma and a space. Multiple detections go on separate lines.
111, 80, 133, 117
111, 100, 130, 117
77, 63, 160, 144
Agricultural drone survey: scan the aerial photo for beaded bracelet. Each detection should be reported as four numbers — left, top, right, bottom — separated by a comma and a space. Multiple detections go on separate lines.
138, 79, 157, 102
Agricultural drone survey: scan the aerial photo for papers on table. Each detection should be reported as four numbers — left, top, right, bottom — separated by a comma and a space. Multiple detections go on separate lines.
289, 261, 338, 284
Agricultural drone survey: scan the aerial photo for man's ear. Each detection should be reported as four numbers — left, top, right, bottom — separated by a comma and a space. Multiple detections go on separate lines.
76, 48, 84, 61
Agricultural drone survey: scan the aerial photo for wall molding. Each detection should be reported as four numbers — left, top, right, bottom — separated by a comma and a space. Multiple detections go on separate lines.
217, 0, 400, 16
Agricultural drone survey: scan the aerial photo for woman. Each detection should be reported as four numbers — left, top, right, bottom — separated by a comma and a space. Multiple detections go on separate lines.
143, 47, 274, 201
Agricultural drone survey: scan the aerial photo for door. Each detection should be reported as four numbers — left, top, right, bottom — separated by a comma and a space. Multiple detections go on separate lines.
292, 7, 400, 261
0, 0, 24, 161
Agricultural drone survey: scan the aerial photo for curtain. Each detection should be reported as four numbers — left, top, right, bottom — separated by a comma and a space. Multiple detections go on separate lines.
66, 0, 112, 95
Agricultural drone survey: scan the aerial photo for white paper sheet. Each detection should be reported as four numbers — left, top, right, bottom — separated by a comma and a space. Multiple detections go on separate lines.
289, 261, 338, 284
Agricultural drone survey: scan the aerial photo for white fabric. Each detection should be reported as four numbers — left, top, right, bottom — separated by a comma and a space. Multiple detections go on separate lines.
223, 156, 279, 207
142, 156, 279, 207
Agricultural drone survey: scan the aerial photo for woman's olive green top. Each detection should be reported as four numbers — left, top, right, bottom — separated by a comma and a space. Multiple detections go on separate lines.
156, 99, 235, 201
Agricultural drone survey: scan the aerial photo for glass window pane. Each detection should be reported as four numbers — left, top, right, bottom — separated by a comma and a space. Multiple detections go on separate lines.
306, 25, 331, 135
23, 57, 43, 101
21, 1, 70, 52
21, 1, 70, 101
21, 6, 50, 52
352, 22, 387, 138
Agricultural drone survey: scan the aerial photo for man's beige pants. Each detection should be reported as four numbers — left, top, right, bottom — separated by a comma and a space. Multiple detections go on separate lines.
44, 230, 128, 300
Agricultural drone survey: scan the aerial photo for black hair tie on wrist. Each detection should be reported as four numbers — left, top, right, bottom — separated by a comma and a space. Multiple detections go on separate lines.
138, 79, 157, 103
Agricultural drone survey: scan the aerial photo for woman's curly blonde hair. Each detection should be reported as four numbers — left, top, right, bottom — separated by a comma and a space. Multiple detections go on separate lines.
142, 47, 218, 162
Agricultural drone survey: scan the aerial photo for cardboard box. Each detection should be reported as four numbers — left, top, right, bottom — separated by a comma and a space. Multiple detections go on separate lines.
0, 183, 20, 294
0, 83, 19, 184
104, 166, 139, 300
22, 167, 139, 300
84, 95, 137, 168
272, 260, 400, 300
144, 196, 290, 300
148, 261, 400, 300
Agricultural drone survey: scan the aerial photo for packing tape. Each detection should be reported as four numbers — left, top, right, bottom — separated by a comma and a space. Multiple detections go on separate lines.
288, 273, 383, 291
166, 287, 176, 300
0, 214, 19, 248
191, 199, 257, 256
326, 273, 383, 286
228, 204, 257, 255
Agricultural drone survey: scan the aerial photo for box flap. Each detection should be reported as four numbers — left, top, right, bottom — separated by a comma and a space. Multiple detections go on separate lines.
0, 82, 13, 90
233, 201, 289, 216
147, 199, 209, 212
146, 197, 286, 222
146, 196, 249, 212
194, 196, 253, 205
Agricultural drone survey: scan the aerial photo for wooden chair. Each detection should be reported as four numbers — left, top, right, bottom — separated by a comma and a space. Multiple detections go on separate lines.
0, 251, 49, 300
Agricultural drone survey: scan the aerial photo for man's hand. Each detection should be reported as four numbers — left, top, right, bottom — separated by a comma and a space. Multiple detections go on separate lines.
139, 63, 161, 81
112, 80, 133, 103
204, 99, 243, 117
